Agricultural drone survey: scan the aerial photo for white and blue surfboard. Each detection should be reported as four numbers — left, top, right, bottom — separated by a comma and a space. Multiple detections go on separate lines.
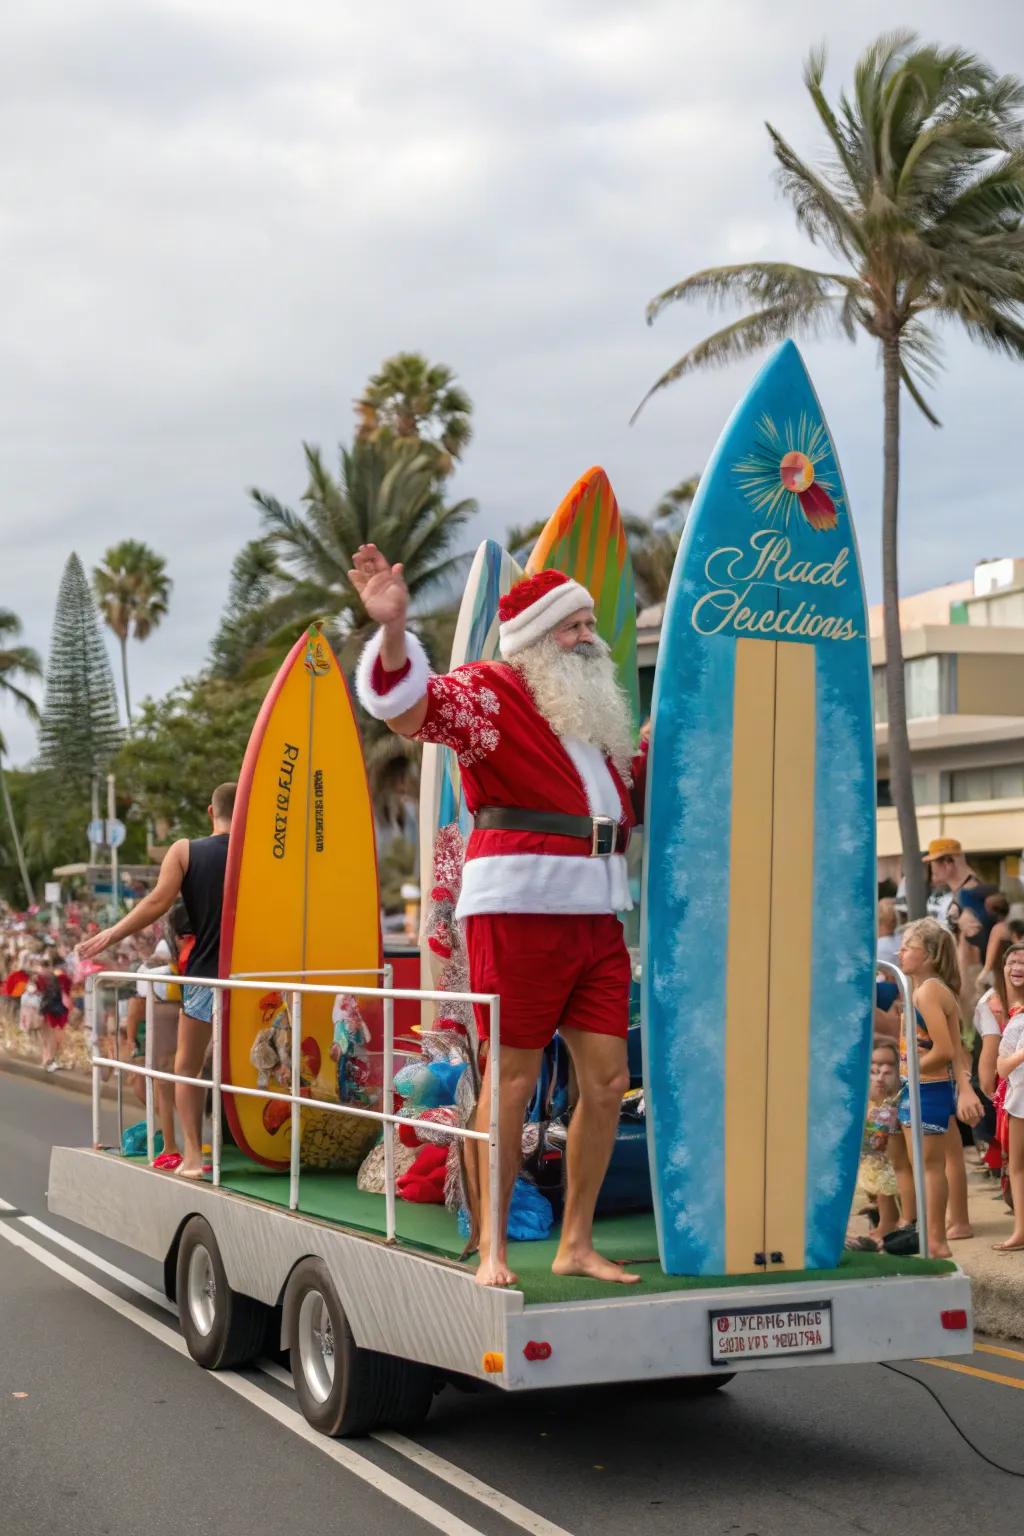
642, 340, 875, 1276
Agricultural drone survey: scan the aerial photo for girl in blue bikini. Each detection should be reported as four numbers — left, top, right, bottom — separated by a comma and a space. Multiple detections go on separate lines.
895, 918, 972, 1259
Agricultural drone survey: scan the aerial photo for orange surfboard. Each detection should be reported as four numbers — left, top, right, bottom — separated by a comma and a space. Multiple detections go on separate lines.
220, 625, 381, 1169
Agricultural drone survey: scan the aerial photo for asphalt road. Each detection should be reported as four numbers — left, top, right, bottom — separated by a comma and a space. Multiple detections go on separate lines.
2, 1068, 1024, 1536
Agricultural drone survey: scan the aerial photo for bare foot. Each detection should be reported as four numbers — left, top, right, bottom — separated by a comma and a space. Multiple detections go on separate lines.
475, 1255, 518, 1287
928, 1243, 953, 1259
552, 1249, 641, 1284
992, 1237, 1024, 1253
946, 1224, 974, 1240
176, 1163, 207, 1181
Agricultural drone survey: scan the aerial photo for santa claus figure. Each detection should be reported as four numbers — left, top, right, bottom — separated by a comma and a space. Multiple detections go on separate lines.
352, 544, 645, 1288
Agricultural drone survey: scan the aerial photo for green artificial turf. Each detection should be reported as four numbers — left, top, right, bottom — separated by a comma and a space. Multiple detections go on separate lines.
205, 1147, 956, 1305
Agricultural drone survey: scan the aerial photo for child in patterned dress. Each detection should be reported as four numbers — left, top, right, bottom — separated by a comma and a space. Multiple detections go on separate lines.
859, 1039, 902, 1245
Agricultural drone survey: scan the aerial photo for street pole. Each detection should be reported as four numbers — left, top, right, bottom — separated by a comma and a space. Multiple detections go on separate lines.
107, 772, 119, 916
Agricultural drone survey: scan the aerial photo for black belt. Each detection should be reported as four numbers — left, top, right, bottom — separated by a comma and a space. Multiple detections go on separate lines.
474, 806, 628, 857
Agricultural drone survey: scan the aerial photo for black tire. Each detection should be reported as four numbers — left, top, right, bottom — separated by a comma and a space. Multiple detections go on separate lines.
284, 1257, 434, 1437
176, 1215, 272, 1370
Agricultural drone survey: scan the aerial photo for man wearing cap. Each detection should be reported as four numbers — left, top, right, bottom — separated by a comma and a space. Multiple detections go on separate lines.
351, 543, 643, 1288
922, 837, 980, 927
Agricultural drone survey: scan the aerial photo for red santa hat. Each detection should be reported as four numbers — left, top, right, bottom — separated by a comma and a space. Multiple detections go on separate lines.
498, 570, 594, 658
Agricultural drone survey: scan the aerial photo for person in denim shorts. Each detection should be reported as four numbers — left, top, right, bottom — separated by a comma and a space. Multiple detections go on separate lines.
78, 784, 236, 1179
896, 918, 979, 1258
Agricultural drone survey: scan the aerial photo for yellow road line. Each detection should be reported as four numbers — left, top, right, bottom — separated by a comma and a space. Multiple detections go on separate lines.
975, 1341, 1024, 1364
918, 1358, 1024, 1390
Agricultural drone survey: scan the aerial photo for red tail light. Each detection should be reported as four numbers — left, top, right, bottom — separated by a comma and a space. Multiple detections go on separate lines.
941, 1309, 968, 1330
523, 1340, 552, 1361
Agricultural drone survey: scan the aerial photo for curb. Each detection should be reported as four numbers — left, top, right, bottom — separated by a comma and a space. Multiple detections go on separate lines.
0, 1051, 119, 1103
967, 1267, 1024, 1342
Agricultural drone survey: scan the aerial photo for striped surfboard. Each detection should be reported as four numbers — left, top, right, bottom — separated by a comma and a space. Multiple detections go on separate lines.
526, 466, 640, 731
641, 340, 875, 1276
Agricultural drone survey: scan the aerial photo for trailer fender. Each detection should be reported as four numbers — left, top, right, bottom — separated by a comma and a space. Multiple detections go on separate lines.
163, 1211, 195, 1305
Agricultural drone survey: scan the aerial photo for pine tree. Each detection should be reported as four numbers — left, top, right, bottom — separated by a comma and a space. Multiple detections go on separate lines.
39, 553, 124, 791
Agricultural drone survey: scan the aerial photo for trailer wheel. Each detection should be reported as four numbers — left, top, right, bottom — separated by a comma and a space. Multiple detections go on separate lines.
284, 1257, 434, 1437
176, 1216, 271, 1370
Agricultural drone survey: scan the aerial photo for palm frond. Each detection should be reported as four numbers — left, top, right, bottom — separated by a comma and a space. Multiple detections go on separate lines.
804, 44, 864, 196
899, 362, 942, 426
633, 300, 851, 421
767, 125, 865, 260
645, 261, 862, 326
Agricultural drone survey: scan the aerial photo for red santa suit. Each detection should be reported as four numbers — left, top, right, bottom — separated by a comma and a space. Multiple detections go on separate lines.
356, 571, 646, 1050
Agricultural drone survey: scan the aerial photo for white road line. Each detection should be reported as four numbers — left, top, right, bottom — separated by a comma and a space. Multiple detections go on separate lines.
0, 1217, 484, 1536
1, 1200, 574, 1536
373, 1431, 574, 1536
255, 1359, 573, 1536
0, 1194, 172, 1312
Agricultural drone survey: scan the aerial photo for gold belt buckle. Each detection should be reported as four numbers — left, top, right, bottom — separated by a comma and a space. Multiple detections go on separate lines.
590, 816, 616, 857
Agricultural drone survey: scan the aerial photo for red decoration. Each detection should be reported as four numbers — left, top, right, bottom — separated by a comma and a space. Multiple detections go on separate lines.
396, 1144, 448, 1203
427, 926, 452, 959
262, 1100, 290, 1134
498, 569, 570, 623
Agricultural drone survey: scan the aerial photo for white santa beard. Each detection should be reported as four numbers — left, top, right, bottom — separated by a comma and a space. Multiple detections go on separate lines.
512, 635, 634, 780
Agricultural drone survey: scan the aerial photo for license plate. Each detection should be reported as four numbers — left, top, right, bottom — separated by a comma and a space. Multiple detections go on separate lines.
709, 1301, 832, 1365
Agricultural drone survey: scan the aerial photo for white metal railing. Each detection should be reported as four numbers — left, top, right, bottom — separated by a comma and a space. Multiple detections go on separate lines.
85, 969, 501, 1266
876, 960, 928, 1256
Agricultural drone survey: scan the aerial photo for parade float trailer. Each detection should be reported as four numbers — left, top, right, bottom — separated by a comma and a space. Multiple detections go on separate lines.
47, 958, 972, 1438
48, 344, 974, 1437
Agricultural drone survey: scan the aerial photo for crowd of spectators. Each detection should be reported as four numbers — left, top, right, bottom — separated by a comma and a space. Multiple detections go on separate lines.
0, 896, 163, 1075
854, 838, 1024, 1258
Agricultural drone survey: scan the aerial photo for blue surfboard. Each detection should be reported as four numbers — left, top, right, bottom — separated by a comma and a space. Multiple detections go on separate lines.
641, 339, 875, 1276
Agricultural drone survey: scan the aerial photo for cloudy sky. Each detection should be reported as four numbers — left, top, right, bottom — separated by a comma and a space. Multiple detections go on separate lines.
2, 0, 1022, 764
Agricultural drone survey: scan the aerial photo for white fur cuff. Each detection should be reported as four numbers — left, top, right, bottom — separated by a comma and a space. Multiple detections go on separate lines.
355, 629, 431, 719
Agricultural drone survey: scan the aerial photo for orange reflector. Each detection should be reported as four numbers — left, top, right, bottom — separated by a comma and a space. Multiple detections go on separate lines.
482, 1352, 504, 1373
941, 1309, 968, 1330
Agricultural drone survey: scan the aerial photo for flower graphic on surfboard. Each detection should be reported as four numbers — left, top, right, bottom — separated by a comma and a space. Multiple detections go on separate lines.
734, 412, 842, 532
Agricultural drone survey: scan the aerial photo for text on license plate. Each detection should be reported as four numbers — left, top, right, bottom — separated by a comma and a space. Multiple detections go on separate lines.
709, 1302, 832, 1364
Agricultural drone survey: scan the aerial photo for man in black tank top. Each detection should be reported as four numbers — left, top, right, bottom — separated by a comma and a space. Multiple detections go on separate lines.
78, 782, 236, 1178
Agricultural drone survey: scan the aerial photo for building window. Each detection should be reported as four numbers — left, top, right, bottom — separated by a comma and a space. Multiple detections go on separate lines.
872, 656, 957, 724
948, 764, 1024, 802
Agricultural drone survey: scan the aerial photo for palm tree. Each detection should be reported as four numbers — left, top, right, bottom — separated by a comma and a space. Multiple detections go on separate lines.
0, 609, 42, 905
93, 540, 172, 724
250, 437, 476, 672
249, 438, 476, 814
355, 352, 472, 476
635, 33, 1024, 915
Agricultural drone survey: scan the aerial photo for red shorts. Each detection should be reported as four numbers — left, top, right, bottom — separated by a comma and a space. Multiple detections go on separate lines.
464, 913, 630, 1051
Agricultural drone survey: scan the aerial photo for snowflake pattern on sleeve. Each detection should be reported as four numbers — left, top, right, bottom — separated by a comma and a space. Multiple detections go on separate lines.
416, 668, 501, 766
